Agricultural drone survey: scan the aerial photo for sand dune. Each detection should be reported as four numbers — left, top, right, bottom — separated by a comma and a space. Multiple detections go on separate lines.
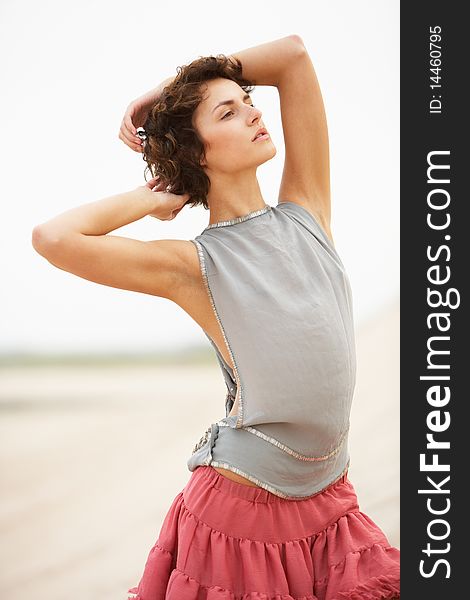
0, 300, 399, 599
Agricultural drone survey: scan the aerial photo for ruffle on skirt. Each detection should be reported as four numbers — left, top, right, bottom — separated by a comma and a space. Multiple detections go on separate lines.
127, 466, 400, 600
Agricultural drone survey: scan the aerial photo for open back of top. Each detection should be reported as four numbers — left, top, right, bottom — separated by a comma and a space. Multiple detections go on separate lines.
187, 201, 357, 499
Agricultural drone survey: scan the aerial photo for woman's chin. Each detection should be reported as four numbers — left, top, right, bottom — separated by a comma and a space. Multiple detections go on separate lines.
258, 144, 277, 164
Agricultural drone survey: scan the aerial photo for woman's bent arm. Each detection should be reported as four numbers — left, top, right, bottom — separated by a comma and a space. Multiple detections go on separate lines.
33, 189, 159, 240
229, 34, 305, 87
231, 35, 332, 229
31, 187, 192, 299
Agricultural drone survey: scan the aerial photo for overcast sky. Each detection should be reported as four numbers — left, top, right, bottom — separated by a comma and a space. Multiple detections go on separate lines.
1, 0, 399, 355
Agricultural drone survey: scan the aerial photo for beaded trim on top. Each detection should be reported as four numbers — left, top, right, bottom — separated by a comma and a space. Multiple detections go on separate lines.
203, 204, 272, 232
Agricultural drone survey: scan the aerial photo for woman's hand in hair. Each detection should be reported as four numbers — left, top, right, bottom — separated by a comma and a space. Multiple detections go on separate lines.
119, 77, 175, 153
137, 176, 190, 221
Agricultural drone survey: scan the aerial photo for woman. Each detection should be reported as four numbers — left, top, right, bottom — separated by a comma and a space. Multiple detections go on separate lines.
32, 36, 400, 599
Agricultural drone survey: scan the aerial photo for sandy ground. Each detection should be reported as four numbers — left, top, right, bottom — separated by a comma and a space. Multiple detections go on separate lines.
0, 301, 399, 600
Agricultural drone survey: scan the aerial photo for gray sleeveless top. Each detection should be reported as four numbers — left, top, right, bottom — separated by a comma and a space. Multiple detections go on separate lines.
187, 201, 356, 500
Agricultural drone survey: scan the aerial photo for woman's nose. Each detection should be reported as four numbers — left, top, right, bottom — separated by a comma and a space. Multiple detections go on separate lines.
249, 105, 262, 123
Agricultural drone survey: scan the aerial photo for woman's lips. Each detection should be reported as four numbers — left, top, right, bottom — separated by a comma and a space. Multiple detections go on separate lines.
252, 133, 270, 143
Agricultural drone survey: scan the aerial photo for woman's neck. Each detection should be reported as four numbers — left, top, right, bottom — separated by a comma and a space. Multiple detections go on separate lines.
206, 171, 266, 225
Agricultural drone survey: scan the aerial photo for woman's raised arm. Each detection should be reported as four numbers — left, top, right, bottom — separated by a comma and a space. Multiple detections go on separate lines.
31, 181, 192, 300
230, 35, 331, 229
119, 76, 175, 152
119, 35, 331, 232
229, 35, 304, 87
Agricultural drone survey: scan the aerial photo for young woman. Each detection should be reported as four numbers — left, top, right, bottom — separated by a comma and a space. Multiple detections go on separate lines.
32, 36, 400, 599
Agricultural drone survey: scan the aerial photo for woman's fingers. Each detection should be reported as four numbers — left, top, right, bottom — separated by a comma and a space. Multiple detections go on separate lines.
124, 112, 137, 137
146, 177, 168, 193
118, 118, 143, 152
118, 128, 143, 153
144, 175, 158, 187
118, 105, 144, 152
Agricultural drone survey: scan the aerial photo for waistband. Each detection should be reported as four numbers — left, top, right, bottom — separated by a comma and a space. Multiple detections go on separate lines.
202, 464, 350, 503
182, 465, 359, 543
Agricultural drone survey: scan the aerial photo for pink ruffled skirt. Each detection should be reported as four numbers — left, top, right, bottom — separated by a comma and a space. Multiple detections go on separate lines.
127, 466, 400, 599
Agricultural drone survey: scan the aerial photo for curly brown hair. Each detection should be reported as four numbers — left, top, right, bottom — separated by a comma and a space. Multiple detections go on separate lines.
140, 55, 255, 210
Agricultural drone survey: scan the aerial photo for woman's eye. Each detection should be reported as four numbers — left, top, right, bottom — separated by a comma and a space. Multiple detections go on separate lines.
221, 104, 255, 119
222, 104, 255, 119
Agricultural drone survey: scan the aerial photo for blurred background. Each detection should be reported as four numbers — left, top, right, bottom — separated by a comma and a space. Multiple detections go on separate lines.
1, 0, 399, 598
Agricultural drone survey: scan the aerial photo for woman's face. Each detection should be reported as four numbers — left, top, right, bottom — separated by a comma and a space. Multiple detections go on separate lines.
192, 78, 276, 174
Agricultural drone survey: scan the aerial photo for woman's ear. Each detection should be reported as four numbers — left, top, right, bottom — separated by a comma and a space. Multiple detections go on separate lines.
198, 138, 209, 169
199, 151, 208, 168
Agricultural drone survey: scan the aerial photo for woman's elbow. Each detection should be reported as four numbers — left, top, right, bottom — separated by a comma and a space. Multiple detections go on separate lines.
31, 225, 63, 258
287, 34, 307, 54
